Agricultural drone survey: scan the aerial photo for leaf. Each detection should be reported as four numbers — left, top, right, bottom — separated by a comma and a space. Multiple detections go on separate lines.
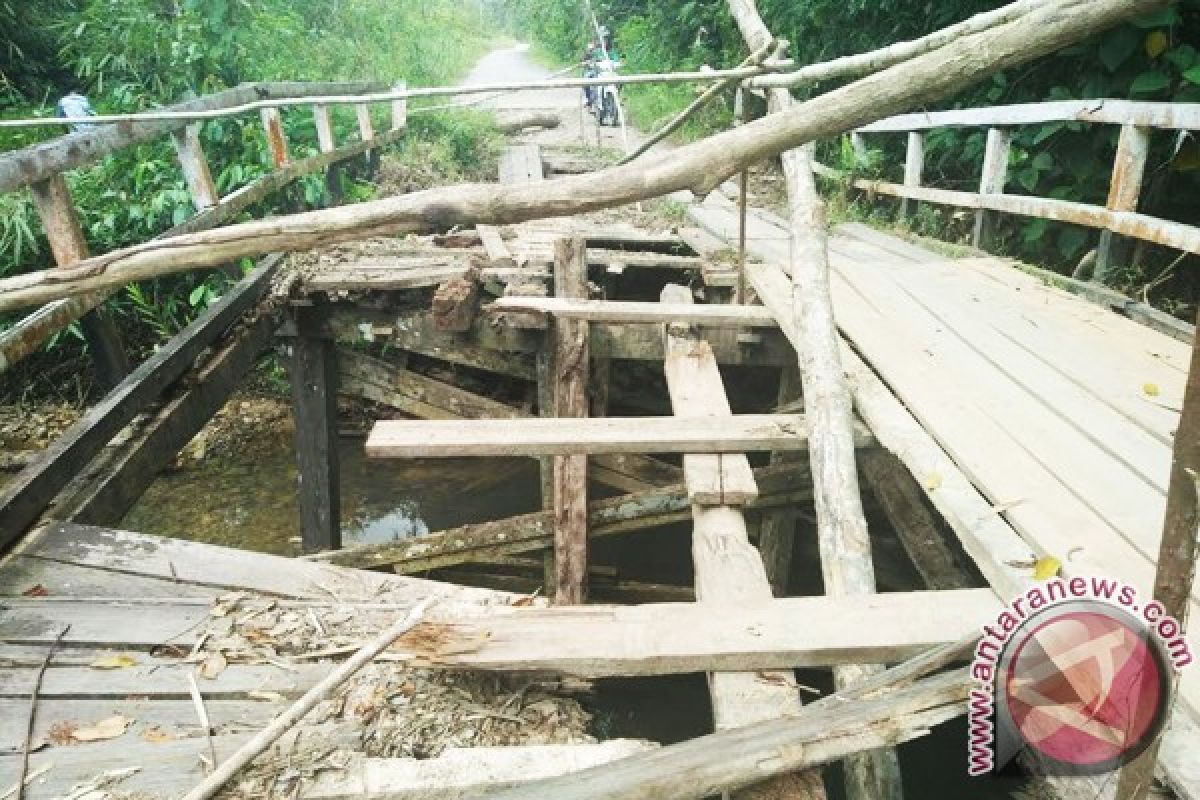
21, 584, 48, 597
924, 472, 942, 491
1131, 7, 1179, 28
1130, 70, 1171, 94
1031, 152, 1055, 172
1183, 66, 1200, 86
1033, 556, 1063, 581
1099, 27, 1139, 72
1145, 31, 1169, 59
1143, 382, 1161, 397
141, 726, 175, 743
1166, 45, 1197, 71
90, 654, 138, 670
1057, 227, 1088, 259
72, 714, 132, 742
199, 651, 228, 680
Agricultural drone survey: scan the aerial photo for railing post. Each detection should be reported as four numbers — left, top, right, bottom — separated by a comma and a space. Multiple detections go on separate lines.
312, 104, 336, 153
391, 82, 407, 131
259, 107, 290, 168
1094, 123, 1151, 284
355, 103, 378, 174
29, 174, 129, 389
900, 131, 924, 220
170, 123, 218, 211
850, 131, 868, 167
972, 126, 1012, 250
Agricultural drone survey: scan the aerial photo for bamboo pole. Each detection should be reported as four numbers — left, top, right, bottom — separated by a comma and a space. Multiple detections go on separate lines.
0, 0, 1164, 313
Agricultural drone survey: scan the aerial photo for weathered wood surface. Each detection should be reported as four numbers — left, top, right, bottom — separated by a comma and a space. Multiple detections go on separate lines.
0, 258, 279, 551
171, 123, 219, 210
478, 225, 515, 265
0, 590, 1000, 673
660, 285, 758, 506
305, 742, 655, 799
366, 414, 873, 458
495, 112, 563, 134
551, 238, 590, 604
483, 659, 970, 800
759, 364, 802, 594
857, 97, 1200, 133
338, 349, 521, 420
489, 297, 779, 327
689, 201, 1200, 719
288, 304, 341, 553
306, 263, 549, 292
0, 0, 1161, 312
498, 144, 545, 184
309, 463, 809, 572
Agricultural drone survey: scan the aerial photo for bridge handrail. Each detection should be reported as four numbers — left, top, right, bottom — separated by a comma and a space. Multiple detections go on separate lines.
818, 99, 1200, 293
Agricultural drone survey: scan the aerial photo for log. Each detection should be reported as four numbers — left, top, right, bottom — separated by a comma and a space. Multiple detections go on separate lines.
0, 0, 1161, 312
725, 0, 902, 795
496, 112, 562, 133
552, 238, 590, 604
488, 297, 779, 327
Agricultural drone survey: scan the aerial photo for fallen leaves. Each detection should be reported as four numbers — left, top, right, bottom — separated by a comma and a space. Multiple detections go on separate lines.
71, 714, 132, 742
140, 726, 176, 743
924, 472, 943, 491
1033, 555, 1063, 581
1143, 382, 1161, 397
198, 651, 228, 680
21, 584, 49, 597
89, 654, 138, 670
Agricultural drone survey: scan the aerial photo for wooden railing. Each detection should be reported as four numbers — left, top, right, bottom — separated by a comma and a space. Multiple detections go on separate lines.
813, 99, 1200, 287
0, 80, 408, 379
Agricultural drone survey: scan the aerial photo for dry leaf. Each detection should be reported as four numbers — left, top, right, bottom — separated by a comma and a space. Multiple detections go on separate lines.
90, 654, 138, 670
924, 472, 943, 491
199, 651, 228, 680
21, 584, 49, 597
140, 726, 175, 743
72, 714, 132, 742
1033, 556, 1062, 581
248, 690, 286, 703
1143, 382, 1161, 397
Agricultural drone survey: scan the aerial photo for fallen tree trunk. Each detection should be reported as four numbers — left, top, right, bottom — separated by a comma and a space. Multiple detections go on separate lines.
0, 0, 1163, 312
495, 112, 562, 133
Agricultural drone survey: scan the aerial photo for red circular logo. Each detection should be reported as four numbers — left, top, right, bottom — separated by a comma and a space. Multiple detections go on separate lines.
1002, 606, 1167, 771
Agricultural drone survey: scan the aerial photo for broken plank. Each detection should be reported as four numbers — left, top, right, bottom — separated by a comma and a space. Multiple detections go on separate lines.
661, 284, 758, 506
304, 742, 658, 799
489, 297, 779, 327
365, 414, 869, 458
338, 349, 521, 420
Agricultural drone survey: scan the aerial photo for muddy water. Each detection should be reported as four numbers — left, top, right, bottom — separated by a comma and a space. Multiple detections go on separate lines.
123, 440, 540, 554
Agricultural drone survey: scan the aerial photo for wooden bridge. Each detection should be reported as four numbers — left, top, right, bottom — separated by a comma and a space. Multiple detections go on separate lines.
1, 39, 1200, 800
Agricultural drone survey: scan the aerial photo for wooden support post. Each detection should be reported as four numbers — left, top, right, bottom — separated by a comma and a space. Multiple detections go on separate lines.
313, 105, 336, 153
552, 237, 590, 604
356, 104, 378, 174
759, 364, 802, 595
1116, 305, 1200, 800
260, 107, 290, 168
1095, 124, 1151, 284
971, 126, 1011, 250
735, 88, 750, 305
391, 82, 407, 131
900, 131, 924, 220
288, 303, 341, 553
850, 131, 869, 167
170, 124, 218, 211
28, 174, 129, 390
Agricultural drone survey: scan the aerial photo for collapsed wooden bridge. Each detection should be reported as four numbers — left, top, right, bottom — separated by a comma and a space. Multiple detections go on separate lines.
3, 0, 1200, 798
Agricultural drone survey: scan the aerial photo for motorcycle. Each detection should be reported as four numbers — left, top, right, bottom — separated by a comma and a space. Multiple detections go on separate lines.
587, 57, 622, 127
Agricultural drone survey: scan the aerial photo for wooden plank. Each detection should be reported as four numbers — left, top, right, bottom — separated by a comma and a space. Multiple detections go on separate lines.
61, 313, 276, 526
0, 590, 1001, 672
19, 522, 519, 606
304, 742, 658, 799
171, 124, 219, 210
365, 414, 865, 458
972, 126, 1012, 248
478, 225, 515, 266
660, 284, 758, 506
308, 264, 548, 291
489, 297, 779, 327
0, 661, 332, 699
499, 144, 545, 184
0, 557, 219, 599
287, 304, 341, 553
551, 238, 590, 604
311, 463, 808, 572
856, 98, 1200, 133
338, 349, 522, 420
28, 173, 129, 389
759, 364, 802, 594
0, 258, 278, 551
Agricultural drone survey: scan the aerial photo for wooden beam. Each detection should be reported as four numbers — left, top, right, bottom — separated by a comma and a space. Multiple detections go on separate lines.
489, 297, 779, 327
661, 284, 758, 505
288, 304, 341, 553
759, 364, 803, 594
260, 107, 290, 167
551, 238, 590, 604
478, 225, 515, 266
1096, 123, 1151, 282
28, 174, 129, 389
310, 463, 808, 572
170, 124, 219, 210
857, 97, 1200, 133
972, 126, 1012, 249
338, 349, 520, 420
0, 258, 279, 552
366, 414, 872, 458
900, 131, 924, 219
